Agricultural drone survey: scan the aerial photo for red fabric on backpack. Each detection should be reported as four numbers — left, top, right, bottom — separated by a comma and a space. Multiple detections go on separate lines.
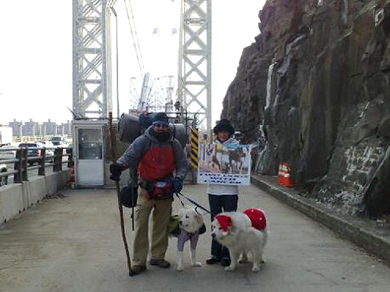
138, 145, 175, 181
243, 208, 267, 230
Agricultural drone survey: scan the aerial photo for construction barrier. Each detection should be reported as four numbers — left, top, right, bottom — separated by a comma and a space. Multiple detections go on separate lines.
278, 162, 293, 187
189, 128, 198, 170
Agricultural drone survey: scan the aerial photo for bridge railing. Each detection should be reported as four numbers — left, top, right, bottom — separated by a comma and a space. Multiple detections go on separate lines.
0, 146, 73, 185
11, 135, 72, 144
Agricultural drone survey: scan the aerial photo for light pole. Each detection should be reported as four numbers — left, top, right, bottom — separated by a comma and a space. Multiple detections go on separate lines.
110, 7, 120, 118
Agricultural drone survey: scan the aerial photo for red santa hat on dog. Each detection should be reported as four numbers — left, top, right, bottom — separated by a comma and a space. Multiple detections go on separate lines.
214, 214, 232, 232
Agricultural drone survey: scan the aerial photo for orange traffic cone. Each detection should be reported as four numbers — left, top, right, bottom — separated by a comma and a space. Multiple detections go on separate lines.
277, 163, 284, 185
278, 163, 293, 187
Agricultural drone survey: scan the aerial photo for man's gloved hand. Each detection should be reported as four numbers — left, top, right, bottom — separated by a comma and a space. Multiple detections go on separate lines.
172, 177, 184, 193
109, 163, 124, 181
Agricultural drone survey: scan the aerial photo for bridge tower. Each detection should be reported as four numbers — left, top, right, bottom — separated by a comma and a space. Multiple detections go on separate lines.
177, 0, 212, 132
73, 0, 212, 128
72, 0, 114, 119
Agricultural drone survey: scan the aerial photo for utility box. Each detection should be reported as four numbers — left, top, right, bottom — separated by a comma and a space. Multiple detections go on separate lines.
72, 120, 107, 188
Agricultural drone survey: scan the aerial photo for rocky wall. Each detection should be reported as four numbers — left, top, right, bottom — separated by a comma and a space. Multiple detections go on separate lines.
221, 0, 390, 217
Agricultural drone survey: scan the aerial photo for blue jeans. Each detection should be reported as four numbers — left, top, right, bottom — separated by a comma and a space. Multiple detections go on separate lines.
208, 194, 238, 259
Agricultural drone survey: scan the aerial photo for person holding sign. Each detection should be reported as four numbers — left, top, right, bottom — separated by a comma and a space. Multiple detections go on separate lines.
206, 119, 239, 267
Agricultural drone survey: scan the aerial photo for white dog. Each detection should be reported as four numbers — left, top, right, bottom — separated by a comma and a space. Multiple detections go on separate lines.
211, 208, 268, 272
170, 206, 206, 271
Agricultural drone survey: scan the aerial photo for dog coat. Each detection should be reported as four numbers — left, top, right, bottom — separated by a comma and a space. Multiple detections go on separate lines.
169, 215, 206, 251
177, 230, 200, 252
176, 224, 206, 252
243, 208, 267, 230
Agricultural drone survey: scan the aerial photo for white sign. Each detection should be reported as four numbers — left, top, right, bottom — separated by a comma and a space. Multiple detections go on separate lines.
197, 143, 251, 185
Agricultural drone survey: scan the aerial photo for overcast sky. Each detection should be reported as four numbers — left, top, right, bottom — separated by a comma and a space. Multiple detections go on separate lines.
0, 0, 265, 125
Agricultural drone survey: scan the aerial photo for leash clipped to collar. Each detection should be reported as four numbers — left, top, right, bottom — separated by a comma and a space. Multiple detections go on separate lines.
175, 192, 212, 215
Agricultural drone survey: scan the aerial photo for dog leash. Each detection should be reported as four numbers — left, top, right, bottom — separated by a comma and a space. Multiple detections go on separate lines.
175, 192, 213, 215
175, 192, 186, 208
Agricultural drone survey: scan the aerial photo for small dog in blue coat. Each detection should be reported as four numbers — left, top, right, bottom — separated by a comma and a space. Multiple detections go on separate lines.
170, 206, 206, 271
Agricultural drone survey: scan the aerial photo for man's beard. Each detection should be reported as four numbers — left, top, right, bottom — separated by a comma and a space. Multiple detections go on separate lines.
152, 130, 172, 142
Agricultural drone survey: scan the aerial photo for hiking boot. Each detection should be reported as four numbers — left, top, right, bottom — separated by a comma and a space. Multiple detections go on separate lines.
206, 256, 221, 265
149, 258, 171, 268
131, 265, 147, 275
221, 258, 231, 267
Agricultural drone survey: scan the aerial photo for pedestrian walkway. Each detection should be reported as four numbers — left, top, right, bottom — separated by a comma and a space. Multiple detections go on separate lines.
1, 183, 390, 292
251, 174, 390, 264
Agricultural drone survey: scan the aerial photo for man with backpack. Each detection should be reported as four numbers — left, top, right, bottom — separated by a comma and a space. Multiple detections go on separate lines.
109, 112, 188, 275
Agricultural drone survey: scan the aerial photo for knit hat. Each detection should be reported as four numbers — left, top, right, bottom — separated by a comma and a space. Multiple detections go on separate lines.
152, 112, 169, 124
214, 214, 232, 232
213, 119, 235, 136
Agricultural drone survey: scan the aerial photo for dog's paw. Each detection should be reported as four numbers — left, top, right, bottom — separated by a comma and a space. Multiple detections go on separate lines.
176, 265, 184, 272
252, 265, 260, 272
191, 261, 202, 267
224, 266, 236, 272
238, 258, 249, 264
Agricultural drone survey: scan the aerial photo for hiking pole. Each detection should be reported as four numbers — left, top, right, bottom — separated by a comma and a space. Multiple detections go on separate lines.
108, 112, 134, 277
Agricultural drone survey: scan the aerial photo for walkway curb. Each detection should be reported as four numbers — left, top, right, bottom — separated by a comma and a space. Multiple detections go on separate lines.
251, 174, 390, 265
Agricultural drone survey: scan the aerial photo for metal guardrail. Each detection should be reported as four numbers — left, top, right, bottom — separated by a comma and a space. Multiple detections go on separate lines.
10, 135, 72, 144
0, 146, 73, 184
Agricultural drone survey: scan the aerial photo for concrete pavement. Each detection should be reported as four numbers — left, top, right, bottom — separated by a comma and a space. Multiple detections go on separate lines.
1, 181, 390, 292
251, 174, 390, 265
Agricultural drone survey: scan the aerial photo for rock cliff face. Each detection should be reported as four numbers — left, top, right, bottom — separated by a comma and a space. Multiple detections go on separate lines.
222, 0, 390, 217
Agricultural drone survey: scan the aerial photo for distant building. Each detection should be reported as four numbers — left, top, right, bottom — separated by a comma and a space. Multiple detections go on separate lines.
8, 119, 23, 137
7, 119, 72, 138
43, 119, 58, 135
59, 121, 72, 135
23, 119, 39, 136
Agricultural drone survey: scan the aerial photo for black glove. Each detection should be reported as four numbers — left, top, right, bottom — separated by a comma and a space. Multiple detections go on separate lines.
109, 163, 124, 181
172, 177, 183, 193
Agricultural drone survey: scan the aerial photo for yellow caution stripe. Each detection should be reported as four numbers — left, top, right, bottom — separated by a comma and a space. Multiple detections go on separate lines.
190, 128, 198, 169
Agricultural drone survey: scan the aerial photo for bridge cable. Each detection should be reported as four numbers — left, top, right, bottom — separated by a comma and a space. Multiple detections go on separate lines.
123, 0, 145, 76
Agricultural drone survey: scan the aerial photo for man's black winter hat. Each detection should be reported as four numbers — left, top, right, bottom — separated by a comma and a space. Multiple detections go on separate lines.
213, 119, 235, 136
152, 112, 169, 123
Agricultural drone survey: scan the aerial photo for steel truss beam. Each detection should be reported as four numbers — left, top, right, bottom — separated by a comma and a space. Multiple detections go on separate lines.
178, 0, 212, 132
72, 0, 112, 119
